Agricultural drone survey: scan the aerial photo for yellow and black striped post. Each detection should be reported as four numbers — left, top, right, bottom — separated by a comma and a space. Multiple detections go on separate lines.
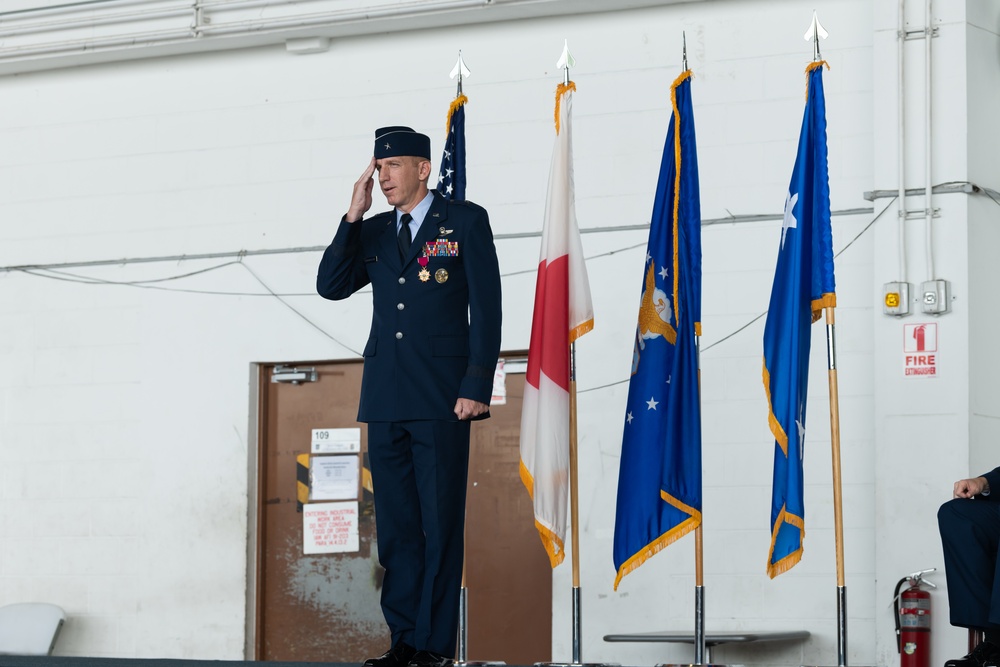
296, 453, 310, 512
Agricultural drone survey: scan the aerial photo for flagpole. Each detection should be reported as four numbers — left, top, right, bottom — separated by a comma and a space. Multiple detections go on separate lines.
569, 340, 583, 664
682, 32, 709, 666
558, 40, 584, 664
446, 50, 500, 667
454, 47, 469, 663
804, 12, 848, 667
558, 40, 595, 667
530, 41, 602, 667
694, 527, 706, 665
458, 562, 469, 662
694, 330, 706, 665
825, 305, 848, 667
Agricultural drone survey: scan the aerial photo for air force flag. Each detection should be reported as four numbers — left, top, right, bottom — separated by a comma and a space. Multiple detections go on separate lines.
614, 70, 702, 590
761, 61, 835, 578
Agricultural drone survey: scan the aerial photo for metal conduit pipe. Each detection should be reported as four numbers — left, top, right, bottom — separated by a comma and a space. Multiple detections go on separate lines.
0, 0, 499, 60
196, 13, 477, 37
0, 29, 195, 58
924, 0, 935, 280
897, 0, 907, 283
0, 5, 195, 39
0, 0, 175, 20
196, 0, 494, 12
195, 0, 496, 34
1, 0, 495, 23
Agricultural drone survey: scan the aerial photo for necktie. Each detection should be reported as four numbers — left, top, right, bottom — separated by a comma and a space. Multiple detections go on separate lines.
398, 213, 413, 261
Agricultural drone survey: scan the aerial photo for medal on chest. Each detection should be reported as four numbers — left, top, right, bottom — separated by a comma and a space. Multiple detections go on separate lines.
418, 256, 430, 282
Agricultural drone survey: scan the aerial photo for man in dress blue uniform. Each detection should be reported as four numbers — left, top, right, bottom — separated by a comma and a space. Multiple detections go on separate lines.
317, 126, 502, 667
939, 467, 1000, 667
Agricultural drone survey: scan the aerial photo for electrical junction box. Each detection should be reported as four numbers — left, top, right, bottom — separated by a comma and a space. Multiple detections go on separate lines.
883, 282, 911, 316
921, 279, 951, 315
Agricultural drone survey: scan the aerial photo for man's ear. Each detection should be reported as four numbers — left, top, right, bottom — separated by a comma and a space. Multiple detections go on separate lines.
418, 159, 433, 181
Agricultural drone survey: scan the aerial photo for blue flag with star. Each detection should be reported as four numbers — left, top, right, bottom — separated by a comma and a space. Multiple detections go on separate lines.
438, 94, 467, 200
762, 62, 835, 579
613, 70, 702, 590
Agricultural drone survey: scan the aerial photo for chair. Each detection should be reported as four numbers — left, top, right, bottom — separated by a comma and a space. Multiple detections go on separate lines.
0, 602, 66, 655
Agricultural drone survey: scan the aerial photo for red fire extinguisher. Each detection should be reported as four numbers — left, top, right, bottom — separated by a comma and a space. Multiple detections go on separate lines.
895, 568, 937, 667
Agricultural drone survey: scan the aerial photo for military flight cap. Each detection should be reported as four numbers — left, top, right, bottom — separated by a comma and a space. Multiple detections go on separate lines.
374, 126, 431, 160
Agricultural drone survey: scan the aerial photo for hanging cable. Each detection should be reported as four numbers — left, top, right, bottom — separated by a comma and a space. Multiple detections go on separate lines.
10, 239, 651, 296
578, 197, 897, 394
237, 261, 363, 357
5, 196, 922, 369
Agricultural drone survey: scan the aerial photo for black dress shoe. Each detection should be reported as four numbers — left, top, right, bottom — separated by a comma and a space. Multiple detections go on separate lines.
945, 642, 1000, 667
407, 649, 453, 667
364, 642, 416, 667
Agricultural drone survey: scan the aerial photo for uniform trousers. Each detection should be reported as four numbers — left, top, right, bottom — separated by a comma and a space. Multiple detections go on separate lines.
938, 497, 1000, 629
367, 419, 471, 656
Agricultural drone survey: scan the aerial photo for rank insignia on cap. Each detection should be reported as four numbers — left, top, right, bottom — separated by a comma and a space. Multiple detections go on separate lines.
374, 126, 430, 159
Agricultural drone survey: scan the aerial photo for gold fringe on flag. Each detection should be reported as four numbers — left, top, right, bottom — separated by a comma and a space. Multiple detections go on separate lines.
614, 496, 701, 590
445, 94, 468, 133
554, 81, 577, 135
804, 60, 830, 100
669, 69, 693, 331
762, 360, 790, 457
766, 504, 805, 579
519, 460, 566, 567
812, 293, 837, 321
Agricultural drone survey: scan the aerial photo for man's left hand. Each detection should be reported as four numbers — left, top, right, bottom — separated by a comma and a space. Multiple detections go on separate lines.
454, 398, 489, 420
954, 476, 990, 498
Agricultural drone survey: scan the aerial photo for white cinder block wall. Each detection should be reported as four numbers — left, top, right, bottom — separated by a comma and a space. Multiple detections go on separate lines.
0, 0, 994, 665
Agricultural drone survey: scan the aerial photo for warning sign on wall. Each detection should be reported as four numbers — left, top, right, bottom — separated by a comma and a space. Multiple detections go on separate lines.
491, 359, 507, 406
303, 501, 359, 555
903, 323, 938, 377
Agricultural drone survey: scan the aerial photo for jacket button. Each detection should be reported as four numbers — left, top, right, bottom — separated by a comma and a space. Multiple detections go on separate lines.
397, 303, 405, 310
395, 332, 403, 339
398, 277, 406, 284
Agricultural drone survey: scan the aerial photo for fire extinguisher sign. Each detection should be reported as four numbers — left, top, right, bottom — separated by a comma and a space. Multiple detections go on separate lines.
903, 323, 938, 377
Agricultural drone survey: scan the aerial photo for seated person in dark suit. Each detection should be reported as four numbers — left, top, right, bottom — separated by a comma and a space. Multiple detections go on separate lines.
939, 467, 1000, 667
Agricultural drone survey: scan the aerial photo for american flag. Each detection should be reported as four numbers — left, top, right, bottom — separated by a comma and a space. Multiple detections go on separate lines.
438, 94, 467, 200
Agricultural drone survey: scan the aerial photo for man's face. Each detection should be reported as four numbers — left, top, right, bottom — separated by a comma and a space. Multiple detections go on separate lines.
376, 156, 429, 211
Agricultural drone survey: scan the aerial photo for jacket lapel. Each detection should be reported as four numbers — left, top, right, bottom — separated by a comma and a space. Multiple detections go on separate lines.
378, 214, 401, 270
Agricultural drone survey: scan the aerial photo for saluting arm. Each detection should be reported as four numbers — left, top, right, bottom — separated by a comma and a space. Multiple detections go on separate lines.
317, 159, 377, 300
316, 219, 370, 300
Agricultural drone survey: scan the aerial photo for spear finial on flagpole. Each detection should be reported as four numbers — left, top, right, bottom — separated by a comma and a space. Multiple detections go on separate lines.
682, 31, 689, 71
804, 10, 829, 61
450, 50, 471, 97
556, 39, 575, 85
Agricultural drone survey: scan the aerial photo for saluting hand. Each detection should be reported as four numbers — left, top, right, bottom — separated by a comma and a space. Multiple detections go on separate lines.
346, 157, 376, 222
454, 398, 489, 421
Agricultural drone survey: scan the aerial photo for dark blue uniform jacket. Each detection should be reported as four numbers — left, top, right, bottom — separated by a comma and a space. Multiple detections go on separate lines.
317, 191, 502, 423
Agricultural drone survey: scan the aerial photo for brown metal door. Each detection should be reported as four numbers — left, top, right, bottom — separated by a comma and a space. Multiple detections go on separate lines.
255, 361, 384, 662
465, 360, 552, 663
255, 357, 551, 662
